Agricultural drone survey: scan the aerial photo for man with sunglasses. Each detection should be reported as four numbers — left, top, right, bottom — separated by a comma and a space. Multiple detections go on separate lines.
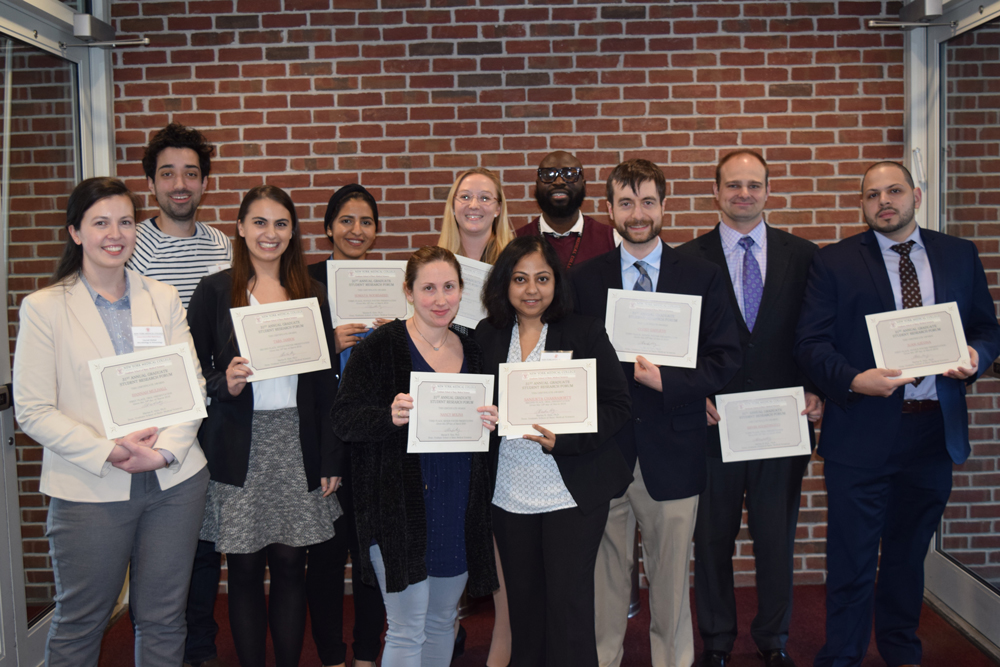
517, 150, 620, 269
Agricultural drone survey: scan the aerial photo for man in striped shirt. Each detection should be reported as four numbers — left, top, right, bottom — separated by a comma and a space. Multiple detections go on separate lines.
127, 122, 231, 667
127, 122, 231, 309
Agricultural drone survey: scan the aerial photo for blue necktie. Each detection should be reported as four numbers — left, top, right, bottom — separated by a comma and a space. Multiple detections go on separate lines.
738, 236, 762, 332
633, 261, 652, 292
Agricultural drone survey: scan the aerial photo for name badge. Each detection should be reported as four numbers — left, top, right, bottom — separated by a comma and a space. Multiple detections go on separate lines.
206, 262, 231, 276
133, 326, 166, 347
541, 350, 573, 361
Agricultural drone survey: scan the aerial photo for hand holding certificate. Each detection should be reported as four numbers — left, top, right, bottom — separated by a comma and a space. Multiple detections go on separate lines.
89, 343, 207, 440
405, 372, 496, 453
865, 301, 971, 378
327, 260, 412, 327
604, 289, 701, 368
716, 387, 812, 463
497, 359, 598, 437
230, 297, 332, 382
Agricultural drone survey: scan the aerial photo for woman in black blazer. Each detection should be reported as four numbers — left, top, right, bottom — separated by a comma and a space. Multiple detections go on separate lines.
474, 236, 633, 667
187, 185, 341, 667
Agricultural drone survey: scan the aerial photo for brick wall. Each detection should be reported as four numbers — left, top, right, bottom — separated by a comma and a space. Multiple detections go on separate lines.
9, 0, 919, 603
941, 20, 1000, 588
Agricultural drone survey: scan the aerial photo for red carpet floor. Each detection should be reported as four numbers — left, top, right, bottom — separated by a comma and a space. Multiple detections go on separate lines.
98, 586, 996, 666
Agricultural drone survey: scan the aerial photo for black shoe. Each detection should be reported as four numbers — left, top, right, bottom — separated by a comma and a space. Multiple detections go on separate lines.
758, 648, 796, 667
698, 650, 731, 667
452, 623, 466, 662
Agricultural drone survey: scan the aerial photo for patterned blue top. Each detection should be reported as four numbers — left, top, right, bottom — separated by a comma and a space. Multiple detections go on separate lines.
80, 274, 133, 355
406, 329, 472, 578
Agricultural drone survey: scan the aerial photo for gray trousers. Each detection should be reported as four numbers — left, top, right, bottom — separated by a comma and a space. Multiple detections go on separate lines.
45, 467, 209, 667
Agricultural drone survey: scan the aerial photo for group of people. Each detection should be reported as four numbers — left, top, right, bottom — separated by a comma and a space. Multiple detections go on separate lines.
11, 120, 1000, 667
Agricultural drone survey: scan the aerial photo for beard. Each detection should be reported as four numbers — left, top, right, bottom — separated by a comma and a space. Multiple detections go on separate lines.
156, 190, 200, 223
536, 186, 586, 220
614, 216, 662, 245
864, 202, 916, 236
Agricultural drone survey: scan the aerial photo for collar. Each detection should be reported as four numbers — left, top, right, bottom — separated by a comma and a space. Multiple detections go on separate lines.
538, 211, 585, 237
79, 272, 131, 307
620, 240, 663, 272
874, 225, 924, 253
719, 218, 766, 252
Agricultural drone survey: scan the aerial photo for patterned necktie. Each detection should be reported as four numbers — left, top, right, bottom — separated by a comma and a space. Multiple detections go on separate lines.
891, 240, 923, 386
633, 261, 652, 292
738, 236, 763, 332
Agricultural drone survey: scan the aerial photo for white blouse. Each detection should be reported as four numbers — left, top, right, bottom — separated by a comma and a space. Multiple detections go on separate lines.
492, 322, 577, 514
248, 293, 298, 411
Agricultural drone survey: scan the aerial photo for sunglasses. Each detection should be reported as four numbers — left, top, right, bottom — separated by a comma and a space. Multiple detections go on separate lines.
537, 167, 583, 184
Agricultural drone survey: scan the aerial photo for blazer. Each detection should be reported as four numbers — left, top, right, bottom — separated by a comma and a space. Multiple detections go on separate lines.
794, 228, 1000, 467
474, 314, 634, 515
331, 319, 498, 597
678, 223, 818, 457
571, 242, 743, 501
186, 269, 341, 488
13, 270, 208, 503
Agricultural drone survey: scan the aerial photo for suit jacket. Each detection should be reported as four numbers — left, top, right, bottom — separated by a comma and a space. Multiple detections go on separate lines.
571, 242, 743, 500
678, 223, 818, 457
474, 314, 634, 514
308, 258, 342, 383
794, 228, 1000, 467
13, 270, 208, 502
186, 270, 341, 488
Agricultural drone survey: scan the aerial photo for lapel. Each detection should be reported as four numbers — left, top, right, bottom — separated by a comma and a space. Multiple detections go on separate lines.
655, 241, 678, 293
757, 223, 791, 326
127, 270, 165, 329
859, 229, 896, 312
65, 276, 118, 359
544, 318, 564, 351
602, 246, 625, 291
921, 229, 947, 303
699, 226, 745, 331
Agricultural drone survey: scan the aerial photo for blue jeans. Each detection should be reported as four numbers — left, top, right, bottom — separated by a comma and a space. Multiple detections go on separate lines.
369, 544, 468, 667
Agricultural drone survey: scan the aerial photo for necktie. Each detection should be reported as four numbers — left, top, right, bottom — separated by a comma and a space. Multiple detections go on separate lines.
738, 236, 763, 332
633, 261, 652, 292
891, 240, 923, 386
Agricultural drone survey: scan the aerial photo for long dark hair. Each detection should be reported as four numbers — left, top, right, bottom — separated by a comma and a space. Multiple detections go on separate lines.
230, 185, 316, 308
481, 236, 573, 328
50, 177, 140, 286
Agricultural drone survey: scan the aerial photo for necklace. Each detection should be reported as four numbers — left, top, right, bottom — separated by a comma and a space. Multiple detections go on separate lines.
411, 318, 448, 351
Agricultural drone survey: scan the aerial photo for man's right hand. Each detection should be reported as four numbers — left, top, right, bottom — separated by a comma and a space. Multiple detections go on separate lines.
849, 368, 914, 397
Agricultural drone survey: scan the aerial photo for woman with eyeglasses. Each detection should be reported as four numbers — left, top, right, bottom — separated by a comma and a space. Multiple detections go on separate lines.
437, 167, 515, 265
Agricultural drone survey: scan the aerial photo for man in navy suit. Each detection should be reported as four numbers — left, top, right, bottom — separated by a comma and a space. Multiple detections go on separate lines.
679, 151, 822, 667
572, 159, 742, 667
794, 162, 1000, 667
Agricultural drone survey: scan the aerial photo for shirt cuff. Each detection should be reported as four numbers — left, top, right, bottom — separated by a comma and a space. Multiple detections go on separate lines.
156, 449, 176, 467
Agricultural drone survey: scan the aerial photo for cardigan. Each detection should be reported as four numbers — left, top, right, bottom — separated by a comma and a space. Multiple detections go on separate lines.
186, 269, 341, 489
331, 318, 499, 597
474, 313, 634, 514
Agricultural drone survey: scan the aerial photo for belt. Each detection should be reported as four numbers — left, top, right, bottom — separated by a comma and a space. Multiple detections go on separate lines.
901, 399, 940, 414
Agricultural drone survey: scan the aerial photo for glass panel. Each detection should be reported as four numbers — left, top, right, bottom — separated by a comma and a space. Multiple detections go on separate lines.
1, 34, 79, 625
940, 16, 1000, 593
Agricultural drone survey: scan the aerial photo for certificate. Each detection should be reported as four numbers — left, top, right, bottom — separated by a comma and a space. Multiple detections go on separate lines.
88, 343, 207, 440
865, 302, 970, 377
230, 298, 331, 382
716, 387, 812, 463
605, 289, 701, 368
406, 372, 495, 453
497, 359, 598, 437
452, 255, 491, 328
327, 260, 412, 327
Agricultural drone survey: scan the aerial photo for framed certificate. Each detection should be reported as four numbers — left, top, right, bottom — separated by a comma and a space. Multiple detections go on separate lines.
865, 301, 970, 377
230, 297, 332, 382
88, 343, 207, 440
406, 372, 495, 453
327, 260, 412, 327
605, 289, 701, 368
452, 255, 491, 329
497, 359, 598, 437
716, 387, 812, 463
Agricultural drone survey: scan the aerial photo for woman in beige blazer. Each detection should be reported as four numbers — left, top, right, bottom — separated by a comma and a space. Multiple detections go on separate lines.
13, 177, 209, 667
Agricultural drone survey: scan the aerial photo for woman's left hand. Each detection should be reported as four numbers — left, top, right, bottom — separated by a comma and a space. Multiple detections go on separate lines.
478, 405, 498, 432
524, 424, 556, 451
112, 440, 170, 473
320, 476, 342, 498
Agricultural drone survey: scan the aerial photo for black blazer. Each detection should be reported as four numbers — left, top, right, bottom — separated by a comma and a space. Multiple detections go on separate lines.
474, 314, 634, 515
571, 242, 742, 501
187, 269, 341, 489
677, 224, 818, 457
307, 258, 342, 383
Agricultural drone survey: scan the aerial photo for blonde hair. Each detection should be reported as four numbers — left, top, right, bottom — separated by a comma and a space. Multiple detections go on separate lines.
437, 167, 515, 265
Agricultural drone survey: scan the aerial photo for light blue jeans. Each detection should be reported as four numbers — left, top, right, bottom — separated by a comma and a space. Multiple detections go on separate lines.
369, 544, 469, 667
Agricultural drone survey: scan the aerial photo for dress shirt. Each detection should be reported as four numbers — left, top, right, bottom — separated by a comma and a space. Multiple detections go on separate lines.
619, 241, 663, 290
718, 219, 768, 322
873, 227, 938, 401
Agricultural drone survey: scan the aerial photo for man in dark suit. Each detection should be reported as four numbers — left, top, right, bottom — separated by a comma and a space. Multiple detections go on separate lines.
572, 159, 742, 667
678, 151, 822, 667
794, 162, 1000, 667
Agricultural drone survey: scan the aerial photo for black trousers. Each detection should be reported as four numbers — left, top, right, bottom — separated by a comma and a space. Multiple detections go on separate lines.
492, 501, 609, 667
693, 453, 811, 653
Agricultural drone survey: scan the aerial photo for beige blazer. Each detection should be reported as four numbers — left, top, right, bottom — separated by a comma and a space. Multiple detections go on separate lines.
13, 270, 208, 502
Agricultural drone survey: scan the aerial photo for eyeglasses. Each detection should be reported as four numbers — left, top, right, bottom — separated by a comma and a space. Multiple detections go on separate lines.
456, 193, 498, 205
537, 166, 583, 184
